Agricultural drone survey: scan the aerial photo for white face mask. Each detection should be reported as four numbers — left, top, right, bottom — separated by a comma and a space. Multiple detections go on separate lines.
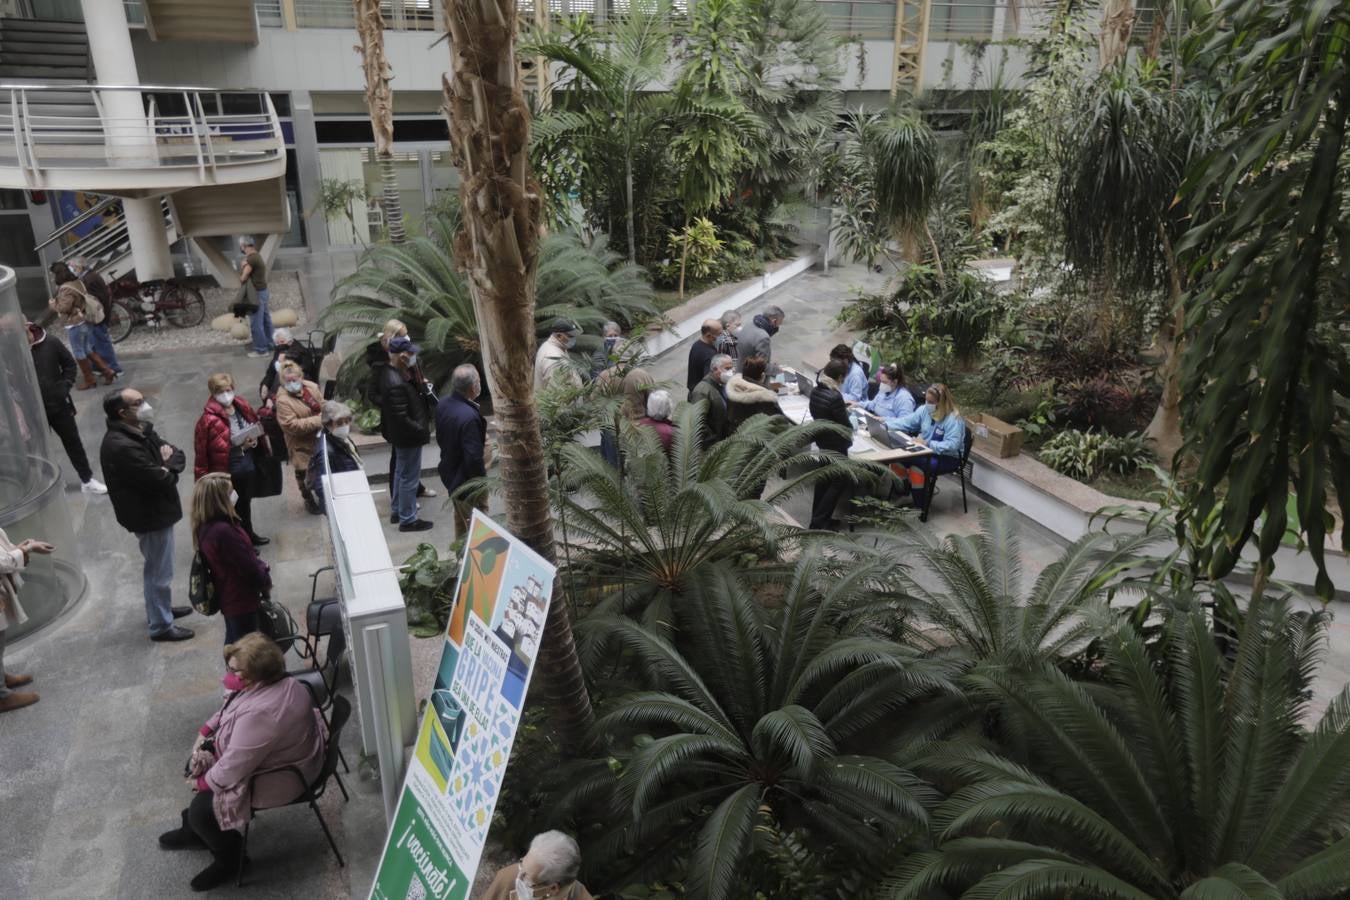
228, 490, 239, 506
273, 359, 283, 373
924, 402, 937, 416
333, 424, 351, 439
514, 875, 534, 900
720, 368, 734, 384
407, 354, 418, 368
135, 402, 155, 423
214, 391, 235, 407
284, 380, 302, 395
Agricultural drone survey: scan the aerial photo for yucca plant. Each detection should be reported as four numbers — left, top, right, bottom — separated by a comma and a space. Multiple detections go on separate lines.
889, 505, 1160, 667
566, 550, 956, 899
554, 402, 891, 630
886, 596, 1350, 899
320, 206, 657, 392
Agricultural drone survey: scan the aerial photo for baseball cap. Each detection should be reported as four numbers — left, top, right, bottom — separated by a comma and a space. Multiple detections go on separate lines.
389, 335, 419, 354
550, 318, 579, 335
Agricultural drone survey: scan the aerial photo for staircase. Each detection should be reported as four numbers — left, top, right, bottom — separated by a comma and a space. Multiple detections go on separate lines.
35, 194, 180, 281
0, 18, 96, 119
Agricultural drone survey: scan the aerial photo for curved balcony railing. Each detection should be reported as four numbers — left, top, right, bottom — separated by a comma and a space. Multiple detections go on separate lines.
0, 84, 285, 190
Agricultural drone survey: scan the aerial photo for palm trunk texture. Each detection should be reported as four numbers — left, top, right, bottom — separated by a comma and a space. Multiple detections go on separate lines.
355, 0, 406, 242
439, 0, 595, 751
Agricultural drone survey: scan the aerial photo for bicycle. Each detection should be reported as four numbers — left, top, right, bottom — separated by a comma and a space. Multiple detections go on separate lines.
103, 276, 206, 343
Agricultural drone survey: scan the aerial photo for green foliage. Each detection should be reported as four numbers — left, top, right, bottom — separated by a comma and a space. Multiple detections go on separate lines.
397, 542, 459, 636
1039, 429, 1156, 482
1174, 0, 1350, 597
665, 218, 724, 284
347, 396, 382, 435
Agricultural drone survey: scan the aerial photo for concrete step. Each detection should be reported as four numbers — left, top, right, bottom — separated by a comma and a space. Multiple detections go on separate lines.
0, 17, 88, 33
0, 64, 89, 79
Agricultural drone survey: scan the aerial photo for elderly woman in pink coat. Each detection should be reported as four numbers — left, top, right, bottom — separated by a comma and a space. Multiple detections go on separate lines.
157, 632, 326, 891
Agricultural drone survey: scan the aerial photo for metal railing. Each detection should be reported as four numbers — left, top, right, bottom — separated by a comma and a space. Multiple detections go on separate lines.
0, 84, 284, 182
291, 0, 436, 30
37, 195, 175, 272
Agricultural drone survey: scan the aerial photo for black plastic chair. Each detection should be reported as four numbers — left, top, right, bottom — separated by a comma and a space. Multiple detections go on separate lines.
237, 695, 352, 886
292, 651, 350, 774
919, 428, 974, 523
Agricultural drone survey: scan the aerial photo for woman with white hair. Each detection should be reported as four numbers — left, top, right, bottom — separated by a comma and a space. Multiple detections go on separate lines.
635, 388, 677, 456
306, 400, 363, 512
483, 830, 592, 900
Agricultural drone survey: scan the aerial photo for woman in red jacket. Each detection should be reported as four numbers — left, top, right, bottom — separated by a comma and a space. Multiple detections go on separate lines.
190, 474, 272, 644
193, 372, 269, 546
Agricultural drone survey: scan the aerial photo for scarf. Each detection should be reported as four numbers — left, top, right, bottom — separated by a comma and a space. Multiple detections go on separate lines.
753, 314, 779, 336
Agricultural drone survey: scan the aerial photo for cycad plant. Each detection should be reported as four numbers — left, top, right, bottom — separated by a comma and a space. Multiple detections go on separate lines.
567, 551, 955, 899
554, 402, 889, 629
320, 207, 656, 392
887, 597, 1350, 899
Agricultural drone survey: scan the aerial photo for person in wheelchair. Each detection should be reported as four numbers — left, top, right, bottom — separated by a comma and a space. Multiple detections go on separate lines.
158, 634, 326, 892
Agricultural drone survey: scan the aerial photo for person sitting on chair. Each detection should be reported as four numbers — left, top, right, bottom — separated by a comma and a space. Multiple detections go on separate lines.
886, 382, 967, 514
830, 343, 869, 404
307, 401, 363, 513
856, 362, 915, 420
158, 633, 327, 892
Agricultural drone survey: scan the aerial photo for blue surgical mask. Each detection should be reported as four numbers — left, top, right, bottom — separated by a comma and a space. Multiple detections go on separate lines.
565, 336, 577, 350
285, 381, 302, 395
924, 402, 937, 416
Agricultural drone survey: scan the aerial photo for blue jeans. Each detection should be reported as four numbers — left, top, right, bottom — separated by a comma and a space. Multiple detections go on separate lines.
136, 526, 176, 635
249, 287, 273, 353
392, 445, 423, 525
65, 323, 93, 359
89, 323, 122, 372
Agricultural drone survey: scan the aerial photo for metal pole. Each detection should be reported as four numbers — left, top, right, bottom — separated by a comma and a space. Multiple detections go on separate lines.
362, 622, 404, 824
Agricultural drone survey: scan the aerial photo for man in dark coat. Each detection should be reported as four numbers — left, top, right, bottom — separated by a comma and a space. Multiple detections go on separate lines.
734, 304, 785, 373
689, 353, 734, 448
381, 336, 434, 532
26, 321, 107, 494
807, 359, 855, 531
686, 318, 723, 393
100, 387, 194, 641
365, 322, 434, 504
436, 364, 489, 540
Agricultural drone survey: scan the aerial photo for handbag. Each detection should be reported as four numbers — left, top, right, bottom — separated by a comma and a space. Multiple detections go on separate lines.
188, 549, 219, 616
257, 594, 301, 653
251, 449, 285, 498
230, 281, 259, 318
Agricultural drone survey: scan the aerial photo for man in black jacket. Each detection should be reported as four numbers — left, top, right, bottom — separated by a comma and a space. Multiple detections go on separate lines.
26, 321, 107, 494
100, 388, 194, 641
436, 364, 488, 539
381, 336, 434, 532
686, 318, 723, 393
807, 359, 855, 531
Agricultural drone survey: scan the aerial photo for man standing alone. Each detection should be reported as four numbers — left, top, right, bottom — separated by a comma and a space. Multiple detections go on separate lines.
27, 320, 107, 494
100, 388, 194, 642
436, 364, 489, 539
239, 236, 273, 360
534, 319, 582, 392
686, 318, 723, 393
381, 336, 434, 532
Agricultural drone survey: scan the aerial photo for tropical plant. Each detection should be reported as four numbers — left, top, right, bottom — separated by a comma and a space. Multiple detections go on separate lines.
554, 402, 889, 630
889, 506, 1158, 667
320, 207, 656, 393
886, 596, 1350, 899
320, 177, 368, 246
1175, 0, 1350, 599
664, 217, 723, 290
1038, 428, 1155, 481
565, 550, 954, 899
398, 542, 459, 636
353, 0, 405, 243
439, 0, 593, 748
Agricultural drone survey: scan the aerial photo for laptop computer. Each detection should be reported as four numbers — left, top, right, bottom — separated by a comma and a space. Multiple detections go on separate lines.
794, 370, 816, 396
866, 415, 919, 452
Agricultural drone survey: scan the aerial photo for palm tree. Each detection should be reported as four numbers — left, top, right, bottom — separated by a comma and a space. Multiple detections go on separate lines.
320, 206, 657, 393
890, 506, 1161, 666
439, 0, 593, 749
526, 3, 676, 263
554, 402, 889, 631
884, 597, 1350, 899
565, 549, 955, 899
353, 0, 405, 242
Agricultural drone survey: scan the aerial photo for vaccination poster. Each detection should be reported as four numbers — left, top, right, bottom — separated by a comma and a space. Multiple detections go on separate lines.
370, 510, 556, 900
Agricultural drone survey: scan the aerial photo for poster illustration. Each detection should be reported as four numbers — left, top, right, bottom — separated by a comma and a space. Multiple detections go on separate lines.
370, 511, 556, 900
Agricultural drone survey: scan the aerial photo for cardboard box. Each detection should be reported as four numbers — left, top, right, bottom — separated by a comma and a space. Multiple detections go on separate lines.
966, 413, 1024, 458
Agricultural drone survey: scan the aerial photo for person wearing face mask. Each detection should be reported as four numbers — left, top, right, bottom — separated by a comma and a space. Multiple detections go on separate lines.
191, 473, 271, 644
856, 362, 916, 420
688, 353, 734, 448
68, 257, 124, 380
363, 319, 437, 506
274, 360, 325, 516
715, 309, 742, 361
482, 830, 593, 900
734, 304, 784, 374
725, 354, 787, 431
534, 318, 582, 392
635, 388, 678, 456
886, 382, 968, 515
100, 388, 195, 642
381, 336, 434, 532
307, 400, 364, 512
829, 343, 869, 405
257, 327, 307, 401
158, 633, 327, 892
590, 320, 623, 379
26, 319, 109, 494
193, 373, 269, 546
436, 364, 489, 539
807, 359, 856, 531
686, 318, 723, 393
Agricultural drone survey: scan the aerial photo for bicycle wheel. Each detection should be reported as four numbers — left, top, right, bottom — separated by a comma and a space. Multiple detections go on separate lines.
162, 284, 206, 328
105, 301, 133, 343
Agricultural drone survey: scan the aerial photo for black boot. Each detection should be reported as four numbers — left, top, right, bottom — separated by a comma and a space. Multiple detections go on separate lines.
190, 858, 237, 892
159, 810, 207, 850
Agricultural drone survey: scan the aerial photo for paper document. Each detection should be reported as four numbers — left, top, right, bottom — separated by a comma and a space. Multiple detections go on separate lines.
231, 422, 263, 446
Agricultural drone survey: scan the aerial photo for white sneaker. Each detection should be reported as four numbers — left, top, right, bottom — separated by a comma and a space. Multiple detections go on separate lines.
82, 478, 108, 495
246, 350, 270, 359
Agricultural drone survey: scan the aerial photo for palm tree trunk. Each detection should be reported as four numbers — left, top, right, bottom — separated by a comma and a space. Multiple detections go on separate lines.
379, 151, 406, 243
1145, 224, 1184, 464
625, 158, 637, 263
1098, 0, 1135, 70
439, 0, 595, 752
677, 214, 690, 299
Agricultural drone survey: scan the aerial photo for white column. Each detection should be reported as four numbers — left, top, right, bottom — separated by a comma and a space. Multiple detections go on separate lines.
124, 197, 174, 280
